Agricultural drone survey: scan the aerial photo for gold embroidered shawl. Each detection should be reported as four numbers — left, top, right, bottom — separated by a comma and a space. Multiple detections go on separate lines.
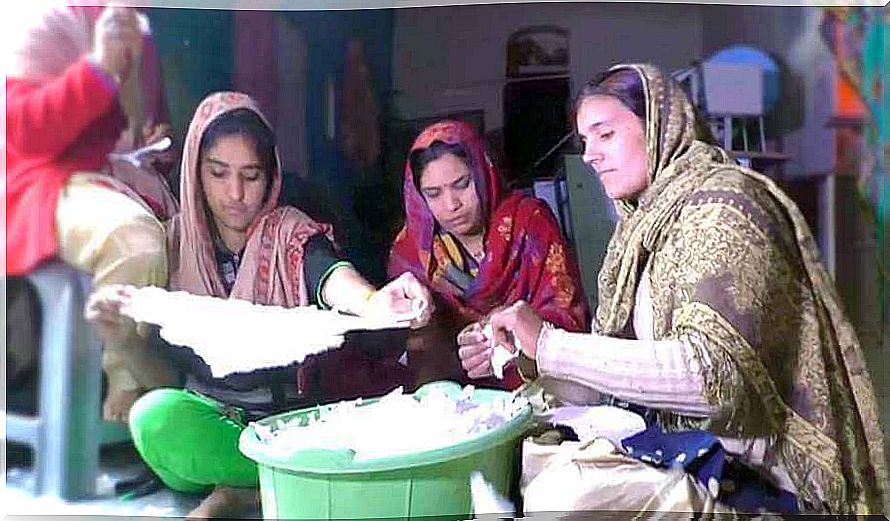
594, 63, 887, 514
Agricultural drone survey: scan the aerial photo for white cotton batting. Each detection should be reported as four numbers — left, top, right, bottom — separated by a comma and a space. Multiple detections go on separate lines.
121, 286, 413, 378
252, 386, 529, 461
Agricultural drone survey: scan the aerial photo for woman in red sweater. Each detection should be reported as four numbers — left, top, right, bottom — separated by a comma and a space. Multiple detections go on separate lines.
5, 4, 177, 421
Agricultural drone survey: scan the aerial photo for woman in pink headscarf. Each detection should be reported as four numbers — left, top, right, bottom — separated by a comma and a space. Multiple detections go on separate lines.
88, 92, 432, 518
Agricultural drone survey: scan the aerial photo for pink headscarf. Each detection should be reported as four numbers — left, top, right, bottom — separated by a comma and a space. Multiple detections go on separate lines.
168, 92, 333, 307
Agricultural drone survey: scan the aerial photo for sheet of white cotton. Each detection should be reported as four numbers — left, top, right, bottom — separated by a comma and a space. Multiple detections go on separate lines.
121, 286, 416, 378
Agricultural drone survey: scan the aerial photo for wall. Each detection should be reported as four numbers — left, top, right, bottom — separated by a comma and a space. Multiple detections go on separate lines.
701, 5, 837, 179
391, 2, 704, 131
148, 8, 234, 156
287, 10, 396, 283
147, 7, 396, 282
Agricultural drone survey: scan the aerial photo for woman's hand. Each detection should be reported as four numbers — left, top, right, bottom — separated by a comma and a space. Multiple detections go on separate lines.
142, 122, 172, 145
487, 300, 544, 360
90, 6, 143, 83
141, 122, 176, 176
84, 284, 138, 345
368, 272, 434, 328
457, 301, 543, 379
456, 321, 492, 379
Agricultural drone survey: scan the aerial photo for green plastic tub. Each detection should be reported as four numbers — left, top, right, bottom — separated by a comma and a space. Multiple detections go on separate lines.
239, 381, 533, 520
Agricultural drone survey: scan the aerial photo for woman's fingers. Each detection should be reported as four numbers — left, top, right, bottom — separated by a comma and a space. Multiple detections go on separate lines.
456, 322, 486, 346
84, 285, 135, 328
399, 272, 434, 322
458, 342, 492, 378
466, 360, 493, 379
488, 305, 519, 353
92, 6, 143, 81
457, 330, 486, 346
386, 272, 434, 328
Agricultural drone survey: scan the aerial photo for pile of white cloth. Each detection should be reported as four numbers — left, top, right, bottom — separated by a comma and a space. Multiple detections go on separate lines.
252, 386, 528, 461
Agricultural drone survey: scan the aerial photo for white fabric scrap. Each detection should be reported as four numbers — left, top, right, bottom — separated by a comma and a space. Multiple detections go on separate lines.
541, 405, 647, 445
470, 471, 515, 516
484, 323, 518, 380
121, 286, 414, 378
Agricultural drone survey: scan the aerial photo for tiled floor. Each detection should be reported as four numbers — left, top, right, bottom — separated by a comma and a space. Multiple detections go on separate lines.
4, 442, 260, 519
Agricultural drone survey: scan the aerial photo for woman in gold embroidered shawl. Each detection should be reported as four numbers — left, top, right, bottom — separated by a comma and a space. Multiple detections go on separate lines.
459, 63, 887, 514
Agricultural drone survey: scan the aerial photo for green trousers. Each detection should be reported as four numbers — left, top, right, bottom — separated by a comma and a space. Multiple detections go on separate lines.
129, 388, 259, 493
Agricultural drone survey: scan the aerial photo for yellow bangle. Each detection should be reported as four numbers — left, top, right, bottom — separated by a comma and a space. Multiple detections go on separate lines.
354, 289, 375, 315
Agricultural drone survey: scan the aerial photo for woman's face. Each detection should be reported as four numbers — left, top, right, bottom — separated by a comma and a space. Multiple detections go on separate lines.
418, 152, 484, 238
200, 133, 268, 249
576, 94, 650, 201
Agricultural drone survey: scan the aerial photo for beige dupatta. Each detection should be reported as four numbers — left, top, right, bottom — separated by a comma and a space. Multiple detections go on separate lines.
168, 92, 332, 307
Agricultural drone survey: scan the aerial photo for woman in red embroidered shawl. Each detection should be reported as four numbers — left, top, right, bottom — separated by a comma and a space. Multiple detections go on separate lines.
388, 121, 590, 389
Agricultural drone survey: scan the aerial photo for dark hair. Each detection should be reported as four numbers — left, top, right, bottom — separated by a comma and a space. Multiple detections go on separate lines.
574, 68, 646, 122
199, 108, 277, 177
409, 140, 471, 190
